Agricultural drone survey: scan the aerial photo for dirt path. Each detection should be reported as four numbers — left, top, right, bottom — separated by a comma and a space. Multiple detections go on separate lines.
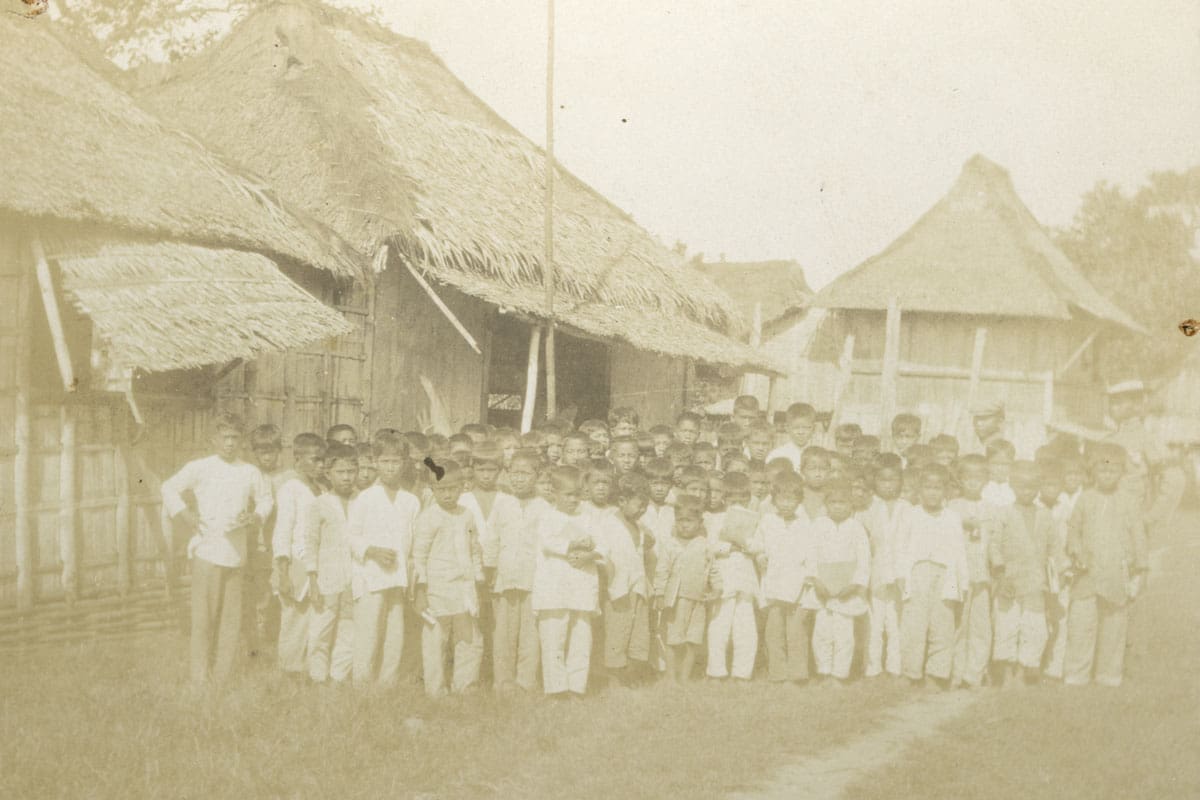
727, 688, 979, 800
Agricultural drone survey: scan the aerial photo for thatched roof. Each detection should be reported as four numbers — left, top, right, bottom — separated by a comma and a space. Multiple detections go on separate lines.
814, 155, 1144, 333
693, 260, 812, 326
134, 1, 779, 372
0, 14, 360, 279
45, 234, 353, 373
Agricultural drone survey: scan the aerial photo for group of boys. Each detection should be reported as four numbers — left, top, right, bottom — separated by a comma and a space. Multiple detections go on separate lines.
165, 393, 1156, 695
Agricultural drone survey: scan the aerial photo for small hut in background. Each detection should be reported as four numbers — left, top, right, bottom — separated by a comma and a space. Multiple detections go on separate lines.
135, 1, 775, 436
692, 260, 826, 417
0, 16, 355, 635
811, 155, 1145, 455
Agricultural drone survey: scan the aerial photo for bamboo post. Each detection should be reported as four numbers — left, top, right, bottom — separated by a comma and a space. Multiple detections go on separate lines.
59, 404, 78, 602
829, 332, 857, 434
879, 298, 902, 442
543, 0, 558, 419
115, 442, 131, 595
520, 325, 542, 433
402, 258, 481, 354
14, 238, 33, 610
30, 236, 76, 393
361, 253, 381, 433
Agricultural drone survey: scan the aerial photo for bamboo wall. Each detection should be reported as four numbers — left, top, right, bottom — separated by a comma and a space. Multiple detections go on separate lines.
609, 344, 687, 426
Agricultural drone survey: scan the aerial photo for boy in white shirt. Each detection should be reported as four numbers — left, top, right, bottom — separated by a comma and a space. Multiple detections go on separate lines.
982, 439, 1017, 507
766, 403, 817, 471
602, 473, 654, 685
162, 413, 273, 686
486, 450, 548, 693
272, 432, 326, 677
897, 465, 970, 687
533, 466, 610, 697
346, 432, 421, 687
705, 473, 763, 681
757, 472, 812, 683
947, 455, 996, 689
640, 457, 676, 672
302, 443, 357, 683
413, 461, 484, 696
859, 454, 908, 679
803, 479, 870, 683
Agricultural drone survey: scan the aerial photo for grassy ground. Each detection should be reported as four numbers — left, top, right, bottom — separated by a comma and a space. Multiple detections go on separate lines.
843, 513, 1200, 800
1, 632, 911, 799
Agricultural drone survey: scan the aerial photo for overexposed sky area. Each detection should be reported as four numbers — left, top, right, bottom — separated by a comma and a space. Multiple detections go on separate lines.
346, 1, 1199, 287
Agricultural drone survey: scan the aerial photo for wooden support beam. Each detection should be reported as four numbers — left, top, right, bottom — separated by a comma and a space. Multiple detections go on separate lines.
59, 404, 78, 602
402, 258, 481, 355
360, 266, 379, 434
829, 333, 856, 432
879, 297, 901, 445
14, 237, 33, 610
30, 236, 76, 393
953, 326, 989, 437
520, 324, 542, 434
1055, 329, 1099, 379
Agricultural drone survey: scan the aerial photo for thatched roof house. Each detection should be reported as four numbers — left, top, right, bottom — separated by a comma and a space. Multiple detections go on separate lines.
810, 155, 1143, 454
0, 15, 356, 615
694, 260, 813, 332
134, 2, 771, 360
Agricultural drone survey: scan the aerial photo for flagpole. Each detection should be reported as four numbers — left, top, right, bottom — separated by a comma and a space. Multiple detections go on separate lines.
543, 0, 557, 421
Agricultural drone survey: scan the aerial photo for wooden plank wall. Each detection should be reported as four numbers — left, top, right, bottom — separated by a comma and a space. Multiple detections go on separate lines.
609, 345, 686, 427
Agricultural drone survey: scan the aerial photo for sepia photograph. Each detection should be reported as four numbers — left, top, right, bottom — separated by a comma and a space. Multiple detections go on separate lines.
1, 1, 1197, 797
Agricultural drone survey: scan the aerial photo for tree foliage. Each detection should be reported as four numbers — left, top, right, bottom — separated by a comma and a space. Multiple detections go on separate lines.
1054, 167, 1200, 380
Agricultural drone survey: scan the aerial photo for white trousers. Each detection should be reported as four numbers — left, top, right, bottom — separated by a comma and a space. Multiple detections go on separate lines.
812, 608, 856, 679
278, 596, 312, 674
422, 613, 484, 696
307, 590, 355, 683
993, 596, 1047, 669
866, 586, 901, 677
1064, 595, 1127, 687
353, 588, 406, 686
1044, 587, 1069, 679
538, 610, 593, 695
706, 596, 758, 679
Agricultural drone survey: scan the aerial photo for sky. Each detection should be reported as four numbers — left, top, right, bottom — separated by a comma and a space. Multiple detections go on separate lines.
325, 0, 1198, 289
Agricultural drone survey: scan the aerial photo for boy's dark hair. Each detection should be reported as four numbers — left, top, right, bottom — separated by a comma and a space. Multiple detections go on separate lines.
766, 457, 796, 476
437, 459, 465, 483
835, 423, 862, 440
722, 471, 751, 495
427, 433, 449, 449
636, 432, 656, 455
404, 432, 430, 454
643, 457, 674, 480
891, 413, 921, 434
1059, 452, 1087, 473
664, 442, 693, 461
493, 426, 520, 441
373, 431, 409, 458
985, 439, 1017, 460
578, 419, 608, 435
355, 442, 375, 459
785, 403, 816, 423
1010, 460, 1040, 482
550, 465, 583, 493
800, 446, 831, 469
293, 432, 327, 458
678, 465, 707, 486
929, 434, 959, 453
521, 430, 545, 449
510, 449, 544, 470
325, 442, 358, 466
616, 472, 650, 501
906, 444, 934, 467
471, 440, 503, 466
460, 423, 489, 438
536, 419, 571, 437
674, 493, 705, 519
716, 421, 744, 441
649, 424, 673, 437
920, 464, 952, 485
724, 455, 750, 471
448, 432, 474, 450
855, 435, 881, 451
746, 459, 769, 475
824, 477, 853, 502
675, 411, 702, 427
211, 411, 246, 436
692, 440, 716, 454
874, 452, 903, 473
772, 471, 804, 498
563, 431, 590, 447
1089, 442, 1127, 470
956, 453, 988, 473
733, 395, 760, 412
610, 435, 639, 451
607, 406, 640, 429
372, 428, 402, 444
327, 423, 357, 441
249, 423, 282, 451
747, 422, 774, 440
1037, 458, 1063, 481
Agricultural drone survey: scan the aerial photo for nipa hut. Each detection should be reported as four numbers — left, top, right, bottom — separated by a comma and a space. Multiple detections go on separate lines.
134, 1, 778, 435
0, 15, 358, 637
811, 154, 1145, 455
692, 260, 823, 417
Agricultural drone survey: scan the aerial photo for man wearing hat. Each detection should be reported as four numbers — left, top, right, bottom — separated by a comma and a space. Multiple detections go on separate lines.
970, 399, 1007, 452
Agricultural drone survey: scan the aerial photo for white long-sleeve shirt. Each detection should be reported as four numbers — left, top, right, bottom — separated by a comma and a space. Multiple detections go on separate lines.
800, 516, 870, 615
346, 484, 421, 595
161, 455, 273, 568
758, 512, 811, 604
272, 478, 318, 564
896, 505, 970, 602
857, 497, 911, 589
601, 514, 649, 602
531, 508, 609, 613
